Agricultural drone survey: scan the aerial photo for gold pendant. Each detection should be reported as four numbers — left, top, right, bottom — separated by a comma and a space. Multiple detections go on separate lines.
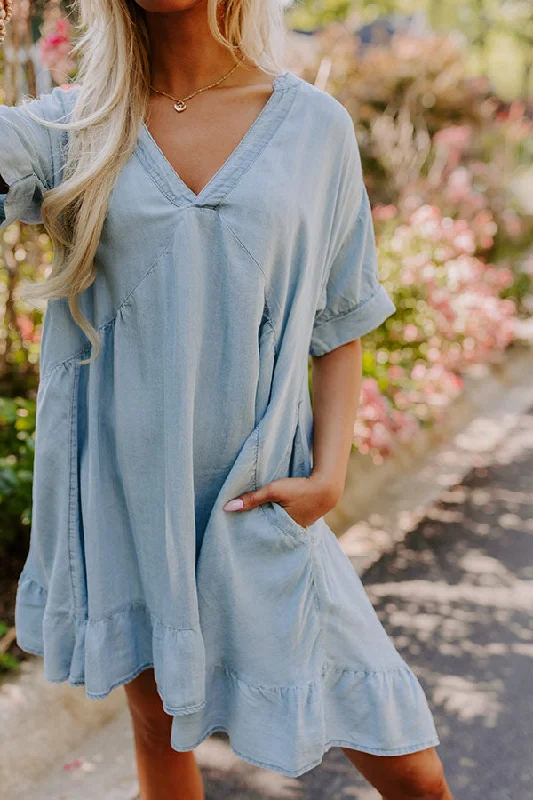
173, 101, 187, 113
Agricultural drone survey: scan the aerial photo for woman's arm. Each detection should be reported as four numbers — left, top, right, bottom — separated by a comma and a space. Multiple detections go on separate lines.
309, 338, 362, 507
222, 338, 363, 527
0, 86, 76, 228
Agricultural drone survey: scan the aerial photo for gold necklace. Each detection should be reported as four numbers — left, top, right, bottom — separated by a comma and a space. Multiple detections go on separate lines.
149, 56, 245, 113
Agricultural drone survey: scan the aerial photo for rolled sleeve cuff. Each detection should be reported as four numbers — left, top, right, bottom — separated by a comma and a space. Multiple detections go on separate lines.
309, 284, 395, 357
0, 175, 44, 229
0, 117, 47, 229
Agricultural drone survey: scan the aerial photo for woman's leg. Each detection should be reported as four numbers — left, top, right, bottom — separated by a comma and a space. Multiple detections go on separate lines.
341, 746, 453, 800
123, 667, 204, 800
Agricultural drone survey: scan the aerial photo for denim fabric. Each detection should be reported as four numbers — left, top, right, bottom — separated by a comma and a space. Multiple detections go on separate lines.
1, 73, 439, 776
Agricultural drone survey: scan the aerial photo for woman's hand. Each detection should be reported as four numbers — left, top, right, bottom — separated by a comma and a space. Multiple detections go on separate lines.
222, 472, 342, 529
223, 339, 363, 528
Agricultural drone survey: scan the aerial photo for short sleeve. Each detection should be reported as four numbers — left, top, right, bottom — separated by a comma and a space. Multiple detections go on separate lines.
308, 111, 396, 357
0, 85, 75, 230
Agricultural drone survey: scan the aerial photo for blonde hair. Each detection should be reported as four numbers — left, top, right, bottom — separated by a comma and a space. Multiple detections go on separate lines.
19, 0, 288, 365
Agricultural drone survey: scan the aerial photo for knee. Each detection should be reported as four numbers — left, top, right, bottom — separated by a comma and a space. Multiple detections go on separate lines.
395, 753, 447, 799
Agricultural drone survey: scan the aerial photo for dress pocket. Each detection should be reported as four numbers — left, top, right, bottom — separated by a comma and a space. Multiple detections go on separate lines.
261, 499, 310, 544
257, 396, 315, 544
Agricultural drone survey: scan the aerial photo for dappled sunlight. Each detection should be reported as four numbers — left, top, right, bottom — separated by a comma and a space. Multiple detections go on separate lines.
457, 551, 517, 583
361, 408, 533, 798
432, 675, 504, 726
488, 412, 533, 467
370, 580, 533, 610
196, 733, 304, 798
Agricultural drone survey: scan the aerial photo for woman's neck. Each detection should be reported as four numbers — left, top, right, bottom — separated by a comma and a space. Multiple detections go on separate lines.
144, 1, 259, 97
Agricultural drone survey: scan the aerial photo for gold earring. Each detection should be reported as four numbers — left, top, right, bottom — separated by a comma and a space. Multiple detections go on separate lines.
0, 0, 13, 44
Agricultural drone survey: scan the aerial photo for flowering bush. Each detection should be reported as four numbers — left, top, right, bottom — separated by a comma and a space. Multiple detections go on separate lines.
288, 27, 533, 463
292, 27, 498, 197
292, 26, 533, 259
352, 204, 522, 463
354, 378, 420, 465
404, 108, 533, 265
379, 204, 516, 366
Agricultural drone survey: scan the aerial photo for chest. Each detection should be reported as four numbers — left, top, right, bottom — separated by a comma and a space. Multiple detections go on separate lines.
144, 85, 276, 199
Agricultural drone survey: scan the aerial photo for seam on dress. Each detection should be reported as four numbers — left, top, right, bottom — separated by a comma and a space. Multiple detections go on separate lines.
259, 502, 308, 544
4, 172, 34, 188
318, 186, 368, 312
202, 80, 293, 206
301, 389, 326, 647
216, 81, 299, 208
253, 421, 260, 493
312, 281, 382, 331
257, 396, 312, 544
18, 576, 200, 632
133, 148, 190, 209
39, 230, 180, 380
46, 103, 55, 192
216, 213, 267, 282
211, 661, 318, 692
17, 579, 417, 689
66, 361, 80, 619
323, 662, 415, 678
216, 213, 280, 352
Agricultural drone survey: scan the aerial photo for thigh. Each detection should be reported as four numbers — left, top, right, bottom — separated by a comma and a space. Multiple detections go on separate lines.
341, 746, 446, 799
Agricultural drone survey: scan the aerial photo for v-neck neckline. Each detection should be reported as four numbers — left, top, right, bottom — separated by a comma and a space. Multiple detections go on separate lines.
136, 70, 299, 208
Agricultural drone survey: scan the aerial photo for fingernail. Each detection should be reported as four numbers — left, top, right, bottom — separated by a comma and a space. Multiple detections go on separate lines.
223, 498, 244, 511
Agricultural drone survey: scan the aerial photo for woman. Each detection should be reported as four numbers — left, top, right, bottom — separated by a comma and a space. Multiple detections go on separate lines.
0, 1, 453, 798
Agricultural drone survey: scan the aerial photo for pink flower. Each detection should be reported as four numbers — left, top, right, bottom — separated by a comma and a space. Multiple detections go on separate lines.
434, 125, 473, 151
403, 323, 419, 342
369, 422, 393, 452
360, 378, 383, 403
38, 16, 77, 77
387, 365, 405, 379
373, 204, 398, 222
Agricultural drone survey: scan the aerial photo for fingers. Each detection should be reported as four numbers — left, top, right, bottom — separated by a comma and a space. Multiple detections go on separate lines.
223, 482, 280, 512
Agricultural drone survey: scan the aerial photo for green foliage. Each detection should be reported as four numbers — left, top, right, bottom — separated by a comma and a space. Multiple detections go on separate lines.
0, 396, 36, 556
286, 0, 354, 29
0, 222, 50, 396
0, 620, 20, 674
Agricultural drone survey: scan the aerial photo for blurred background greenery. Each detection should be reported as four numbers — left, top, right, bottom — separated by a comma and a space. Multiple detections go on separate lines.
0, 0, 532, 672
287, 0, 533, 101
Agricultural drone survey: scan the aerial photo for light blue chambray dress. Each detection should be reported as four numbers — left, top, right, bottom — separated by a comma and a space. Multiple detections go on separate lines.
1, 71, 439, 776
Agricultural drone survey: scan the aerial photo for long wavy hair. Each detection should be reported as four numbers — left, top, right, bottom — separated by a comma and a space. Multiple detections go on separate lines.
19, 0, 288, 365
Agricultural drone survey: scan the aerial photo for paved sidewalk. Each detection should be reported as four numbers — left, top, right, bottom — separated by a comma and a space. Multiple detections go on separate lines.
29, 407, 533, 799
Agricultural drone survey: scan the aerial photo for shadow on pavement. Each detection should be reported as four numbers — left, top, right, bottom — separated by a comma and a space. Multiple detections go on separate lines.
199, 409, 533, 799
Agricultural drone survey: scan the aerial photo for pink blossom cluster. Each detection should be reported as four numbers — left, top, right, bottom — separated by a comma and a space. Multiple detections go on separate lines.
353, 204, 519, 462
38, 17, 76, 82
388, 362, 463, 421
403, 165, 501, 253
418, 119, 530, 252
354, 378, 420, 465
353, 363, 464, 463
382, 204, 517, 369
15, 314, 40, 345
